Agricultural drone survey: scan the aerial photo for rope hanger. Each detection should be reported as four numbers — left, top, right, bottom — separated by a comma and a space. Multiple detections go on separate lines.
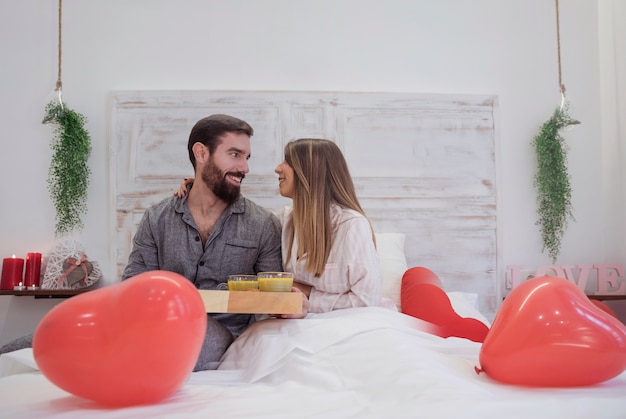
555, 0, 566, 109
56, 0, 64, 110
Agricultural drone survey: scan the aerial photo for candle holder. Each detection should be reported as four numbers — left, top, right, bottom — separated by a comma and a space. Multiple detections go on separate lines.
13, 283, 25, 291
27, 285, 39, 291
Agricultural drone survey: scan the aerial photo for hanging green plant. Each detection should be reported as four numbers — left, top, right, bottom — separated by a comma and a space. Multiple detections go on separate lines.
41, 1, 92, 237
43, 100, 92, 237
532, 103, 579, 262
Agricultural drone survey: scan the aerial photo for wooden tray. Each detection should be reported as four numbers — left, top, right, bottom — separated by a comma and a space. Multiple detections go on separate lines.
198, 290, 302, 314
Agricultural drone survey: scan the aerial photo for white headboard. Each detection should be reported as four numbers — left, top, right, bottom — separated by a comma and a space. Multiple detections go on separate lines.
110, 90, 499, 318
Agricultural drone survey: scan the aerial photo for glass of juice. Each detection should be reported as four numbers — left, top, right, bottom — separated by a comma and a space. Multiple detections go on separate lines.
257, 272, 294, 292
227, 274, 259, 291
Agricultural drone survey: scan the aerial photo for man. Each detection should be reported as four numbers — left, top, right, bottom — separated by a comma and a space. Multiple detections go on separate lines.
122, 114, 285, 371
0, 114, 298, 367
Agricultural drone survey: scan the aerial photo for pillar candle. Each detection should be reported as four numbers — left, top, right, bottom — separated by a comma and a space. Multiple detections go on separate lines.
1, 256, 25, 290
24, 252, 42, 288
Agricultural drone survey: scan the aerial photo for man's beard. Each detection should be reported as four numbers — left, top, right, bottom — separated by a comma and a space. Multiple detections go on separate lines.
201, 158, 243, 205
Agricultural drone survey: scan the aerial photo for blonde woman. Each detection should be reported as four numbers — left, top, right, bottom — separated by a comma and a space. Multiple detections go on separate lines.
275, 138, 394, 313
177, 138, 394, 317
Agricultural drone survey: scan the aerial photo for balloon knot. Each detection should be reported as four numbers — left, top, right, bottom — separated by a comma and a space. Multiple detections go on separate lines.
474, 366, 483, 375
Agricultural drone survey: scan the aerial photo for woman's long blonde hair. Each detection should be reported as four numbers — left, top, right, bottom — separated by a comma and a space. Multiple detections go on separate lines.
283, 138, 375, 277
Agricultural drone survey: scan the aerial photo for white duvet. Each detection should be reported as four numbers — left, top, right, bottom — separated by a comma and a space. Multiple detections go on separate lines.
1, 307, 625, 419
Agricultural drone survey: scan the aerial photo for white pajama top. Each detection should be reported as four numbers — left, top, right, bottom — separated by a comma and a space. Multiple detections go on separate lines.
275, 204, 395, 313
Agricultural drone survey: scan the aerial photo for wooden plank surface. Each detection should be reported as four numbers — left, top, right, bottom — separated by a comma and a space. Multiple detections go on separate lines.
0, 289, 91, 298
199, 290, 303, 314
110, 90, 498, 320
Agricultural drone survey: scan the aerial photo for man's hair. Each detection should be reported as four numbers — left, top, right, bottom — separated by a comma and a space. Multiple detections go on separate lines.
283, 138, 375, 276
187, 114, 253, 169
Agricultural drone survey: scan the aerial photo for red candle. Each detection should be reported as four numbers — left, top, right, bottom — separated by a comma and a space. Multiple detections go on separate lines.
1, 255, 25, 290
24, 252, 42, 288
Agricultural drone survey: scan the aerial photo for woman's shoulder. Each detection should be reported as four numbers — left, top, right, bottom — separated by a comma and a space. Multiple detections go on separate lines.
331, 204, 369, 226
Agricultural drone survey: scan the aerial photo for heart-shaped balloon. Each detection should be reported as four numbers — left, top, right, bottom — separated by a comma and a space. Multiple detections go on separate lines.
33, 270, 207, 406
401, 267, 489, 343
589, 298, 618, 318
402, 266, 443, 288
479, 276, 626, 387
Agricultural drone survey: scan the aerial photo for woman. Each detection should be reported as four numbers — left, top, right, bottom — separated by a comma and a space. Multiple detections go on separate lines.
275, 138, 393, 313
177, 138, 394, 316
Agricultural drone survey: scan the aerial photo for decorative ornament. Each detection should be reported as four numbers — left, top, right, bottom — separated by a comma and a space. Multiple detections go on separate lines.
42, 0, 92, 237
532, 0, 580, 263
41, 240, 101, 290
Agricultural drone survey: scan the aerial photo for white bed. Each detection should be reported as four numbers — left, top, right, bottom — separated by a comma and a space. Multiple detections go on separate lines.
1, 304, 626, 418
2, 90, 625, 417
1, 233, 625, 418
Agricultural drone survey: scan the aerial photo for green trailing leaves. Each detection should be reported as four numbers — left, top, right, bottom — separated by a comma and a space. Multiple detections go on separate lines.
44, 100, 92, 237
532, 104, 579, 262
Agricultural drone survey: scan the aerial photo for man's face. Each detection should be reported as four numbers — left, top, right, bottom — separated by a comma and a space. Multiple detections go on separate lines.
200, 132, 251, 204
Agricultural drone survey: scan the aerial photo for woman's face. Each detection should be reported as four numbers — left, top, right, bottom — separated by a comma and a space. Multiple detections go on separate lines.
275, 160, 295, 199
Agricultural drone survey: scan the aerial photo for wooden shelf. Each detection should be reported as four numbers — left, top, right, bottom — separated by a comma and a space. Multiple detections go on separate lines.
0, 289, 90, 299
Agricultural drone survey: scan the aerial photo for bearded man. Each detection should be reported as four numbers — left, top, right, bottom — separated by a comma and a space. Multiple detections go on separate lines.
122, 114, 284, 371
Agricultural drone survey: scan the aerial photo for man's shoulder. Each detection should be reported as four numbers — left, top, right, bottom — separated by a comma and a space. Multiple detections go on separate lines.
144, 195, 181, 218
236, 197, 281, 233
239, 197, 276, 218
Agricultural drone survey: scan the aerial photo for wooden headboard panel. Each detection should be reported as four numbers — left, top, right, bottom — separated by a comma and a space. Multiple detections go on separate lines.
110, 90, 499, 318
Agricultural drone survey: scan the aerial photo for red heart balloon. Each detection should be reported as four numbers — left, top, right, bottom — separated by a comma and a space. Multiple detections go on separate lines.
589, 298, 618, 318
402, 266, 443, 288
479, 276, 626, 387
401, 268, 489, 343
33, 270, 207, 406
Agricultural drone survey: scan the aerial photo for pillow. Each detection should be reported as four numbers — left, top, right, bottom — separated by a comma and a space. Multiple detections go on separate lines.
373, 233, 490, 327
375, 233, 408, 310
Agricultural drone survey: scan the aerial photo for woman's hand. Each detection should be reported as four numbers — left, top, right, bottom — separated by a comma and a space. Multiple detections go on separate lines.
174, 178, 195, 198
270, 287, 310, 319
292, 282, 312, 298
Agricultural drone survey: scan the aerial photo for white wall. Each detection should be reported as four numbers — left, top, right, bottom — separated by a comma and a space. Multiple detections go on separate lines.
0, 0, 622, 345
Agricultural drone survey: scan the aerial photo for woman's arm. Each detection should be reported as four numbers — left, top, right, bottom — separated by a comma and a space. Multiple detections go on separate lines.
293, 281, 312, 297
307, 215, 383, 312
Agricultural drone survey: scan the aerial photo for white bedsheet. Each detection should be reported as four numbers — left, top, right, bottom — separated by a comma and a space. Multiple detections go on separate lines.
1, 307, 625, 419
